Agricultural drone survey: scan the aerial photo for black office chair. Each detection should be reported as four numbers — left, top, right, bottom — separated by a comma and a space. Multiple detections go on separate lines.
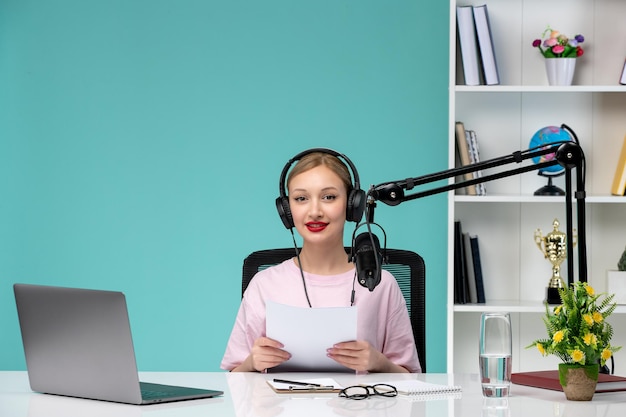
241, 247, 426, 372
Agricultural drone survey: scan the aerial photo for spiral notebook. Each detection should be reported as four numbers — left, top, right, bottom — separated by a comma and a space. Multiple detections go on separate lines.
380, 379, 462, 396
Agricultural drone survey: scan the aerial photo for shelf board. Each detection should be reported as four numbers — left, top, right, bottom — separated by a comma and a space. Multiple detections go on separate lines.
454, 301, 626, 314
455, 85, 626, 93
454, 195, 626, 204
453, 300, 546, 313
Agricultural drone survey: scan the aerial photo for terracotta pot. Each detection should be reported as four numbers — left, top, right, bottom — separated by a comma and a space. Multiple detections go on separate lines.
558, 363, 599, 401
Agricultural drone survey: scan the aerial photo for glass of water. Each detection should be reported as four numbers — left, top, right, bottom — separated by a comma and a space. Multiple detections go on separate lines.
479, 312, 512, 397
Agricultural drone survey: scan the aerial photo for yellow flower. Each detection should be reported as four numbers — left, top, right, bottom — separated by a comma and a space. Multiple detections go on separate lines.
553, 330, 565, 343
571, 349, 585, 364
527, 281, 622, 367
593, 311, 604, 323
583, 333, 597, 346
536, 343, 546, 355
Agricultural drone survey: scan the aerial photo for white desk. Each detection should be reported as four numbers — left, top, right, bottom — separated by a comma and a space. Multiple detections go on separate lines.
1, 371, 626, 417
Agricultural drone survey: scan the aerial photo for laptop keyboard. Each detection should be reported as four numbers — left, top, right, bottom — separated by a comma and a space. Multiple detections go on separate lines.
142, 389, 173, 400
140, 382, 201, 399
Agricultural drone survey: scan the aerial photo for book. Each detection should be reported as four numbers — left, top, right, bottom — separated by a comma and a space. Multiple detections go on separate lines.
511, 370, 626, 393
470, 235, 486, 303
454, 220, 467, 304
456, 6, 481, 86
455, 121, 476, 195
472, 4, 500, 85
463, 232, 478, 303
620, 59, 626, 85
466, 129, 487, 195
610, 133, 626, 196
378, 379, 462, 396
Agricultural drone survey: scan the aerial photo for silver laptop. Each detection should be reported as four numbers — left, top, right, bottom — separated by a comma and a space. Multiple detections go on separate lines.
13, 283, 223, 405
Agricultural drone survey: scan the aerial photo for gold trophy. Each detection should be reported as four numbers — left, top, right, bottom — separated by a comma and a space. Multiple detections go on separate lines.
534, 219, 576, 304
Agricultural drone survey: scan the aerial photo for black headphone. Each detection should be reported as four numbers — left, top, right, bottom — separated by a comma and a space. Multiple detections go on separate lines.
276, 148, 366, 229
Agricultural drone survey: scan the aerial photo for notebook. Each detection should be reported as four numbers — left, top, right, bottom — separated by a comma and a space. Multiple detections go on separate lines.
13, 283, 224, 405
512, 370, 626, 393
379, 379, 462, 396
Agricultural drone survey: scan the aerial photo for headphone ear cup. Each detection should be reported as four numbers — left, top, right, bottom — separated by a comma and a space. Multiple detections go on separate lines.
275, 197, 294, 229
346, 189, 366, 223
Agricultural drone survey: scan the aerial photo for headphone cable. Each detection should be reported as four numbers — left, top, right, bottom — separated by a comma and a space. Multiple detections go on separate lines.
290, 229, 313, 308
289, 229, 357, 308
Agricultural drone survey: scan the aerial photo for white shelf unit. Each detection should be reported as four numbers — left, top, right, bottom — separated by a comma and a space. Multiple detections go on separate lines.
447, 0, 626, 375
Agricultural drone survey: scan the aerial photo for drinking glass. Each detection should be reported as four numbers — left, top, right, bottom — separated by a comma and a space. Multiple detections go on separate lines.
479, 312, 512, 397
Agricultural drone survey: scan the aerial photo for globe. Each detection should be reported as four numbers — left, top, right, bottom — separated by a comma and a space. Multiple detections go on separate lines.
529, 126, 573, 174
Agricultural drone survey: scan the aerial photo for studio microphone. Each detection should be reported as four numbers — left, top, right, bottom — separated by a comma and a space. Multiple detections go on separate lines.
353, 232, 382, 292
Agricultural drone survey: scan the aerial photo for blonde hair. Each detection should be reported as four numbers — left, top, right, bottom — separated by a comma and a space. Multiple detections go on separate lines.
287, 152, 352, 194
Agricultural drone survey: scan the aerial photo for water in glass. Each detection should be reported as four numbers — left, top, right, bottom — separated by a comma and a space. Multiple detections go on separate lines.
479, 312, 512, 397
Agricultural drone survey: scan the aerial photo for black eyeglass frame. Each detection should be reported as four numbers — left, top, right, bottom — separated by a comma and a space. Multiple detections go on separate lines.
338, 384, 398, 400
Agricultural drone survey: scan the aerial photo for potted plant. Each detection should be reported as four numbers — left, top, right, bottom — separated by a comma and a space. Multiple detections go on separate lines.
532, 27, 585, 86
528, 282, 621, 401
532, 27, 585, 58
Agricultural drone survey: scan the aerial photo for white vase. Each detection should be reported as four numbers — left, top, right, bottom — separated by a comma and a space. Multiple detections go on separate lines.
607, 270, 626, 304
544, 58, 576, 86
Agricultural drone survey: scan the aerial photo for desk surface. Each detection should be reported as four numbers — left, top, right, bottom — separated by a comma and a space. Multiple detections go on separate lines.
1, 371, 625, 417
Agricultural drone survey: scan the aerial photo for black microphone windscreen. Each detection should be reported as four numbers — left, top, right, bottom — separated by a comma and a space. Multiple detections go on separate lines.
354, 232, 382, 292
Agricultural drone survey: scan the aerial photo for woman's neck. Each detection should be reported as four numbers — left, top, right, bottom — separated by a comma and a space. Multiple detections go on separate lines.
295, 242, 353, 275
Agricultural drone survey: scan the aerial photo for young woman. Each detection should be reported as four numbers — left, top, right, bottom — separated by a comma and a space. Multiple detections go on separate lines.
221, 149, 421, 373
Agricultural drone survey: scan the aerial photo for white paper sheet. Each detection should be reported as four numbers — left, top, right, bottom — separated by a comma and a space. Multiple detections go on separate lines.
265, 301, 357, 372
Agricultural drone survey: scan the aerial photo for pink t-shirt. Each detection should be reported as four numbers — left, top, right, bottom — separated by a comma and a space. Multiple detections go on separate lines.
221, 259, 422, 373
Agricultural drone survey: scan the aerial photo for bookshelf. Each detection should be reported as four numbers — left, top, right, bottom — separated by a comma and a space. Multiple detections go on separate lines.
448, 0, 626, 375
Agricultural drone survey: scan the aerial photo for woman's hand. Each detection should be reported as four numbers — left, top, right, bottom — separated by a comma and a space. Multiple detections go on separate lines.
232, 337, 291, 372
326, 340, 409, 373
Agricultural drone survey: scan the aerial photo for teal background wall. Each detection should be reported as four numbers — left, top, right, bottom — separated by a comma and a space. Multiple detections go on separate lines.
0, 1, 449, 372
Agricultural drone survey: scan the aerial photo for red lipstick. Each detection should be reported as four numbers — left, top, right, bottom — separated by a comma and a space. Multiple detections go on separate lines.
305, 222, 328, 232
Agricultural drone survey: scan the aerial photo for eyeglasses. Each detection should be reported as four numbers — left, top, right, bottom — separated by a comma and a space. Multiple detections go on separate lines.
338, 384, 398, 400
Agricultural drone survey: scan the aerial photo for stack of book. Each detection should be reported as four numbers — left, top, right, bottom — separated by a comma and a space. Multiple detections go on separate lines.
454, 220, 485, 304
454, 121, 486, 196
456, 4, 499, 86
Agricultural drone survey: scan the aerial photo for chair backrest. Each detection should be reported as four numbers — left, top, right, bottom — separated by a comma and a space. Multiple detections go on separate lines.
241, 247, 426, 372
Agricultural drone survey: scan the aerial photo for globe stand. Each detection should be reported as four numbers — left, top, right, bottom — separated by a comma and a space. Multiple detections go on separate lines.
534, 172, 565, 196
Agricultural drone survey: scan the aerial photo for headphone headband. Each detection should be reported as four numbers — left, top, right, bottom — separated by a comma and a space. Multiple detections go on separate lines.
276, 148, 366, 229
278, 148, 361, 200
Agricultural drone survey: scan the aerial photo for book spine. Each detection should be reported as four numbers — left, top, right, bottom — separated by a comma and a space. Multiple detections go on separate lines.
456, 6, 481, 86
464, 130, 478, 195
470, 235, 486, 303
454, 221, 467, 304
473, 4, 500, 85
610, 134, 626, 196
455, 121, 476, 195
464, 232, 478, 303
468, 130, 486, 196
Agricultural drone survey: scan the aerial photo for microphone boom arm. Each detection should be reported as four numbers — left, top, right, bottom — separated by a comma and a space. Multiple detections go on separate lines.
368, 140, 587, 287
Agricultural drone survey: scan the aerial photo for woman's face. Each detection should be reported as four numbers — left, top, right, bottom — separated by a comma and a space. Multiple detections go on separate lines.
287, 164, 348, 245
